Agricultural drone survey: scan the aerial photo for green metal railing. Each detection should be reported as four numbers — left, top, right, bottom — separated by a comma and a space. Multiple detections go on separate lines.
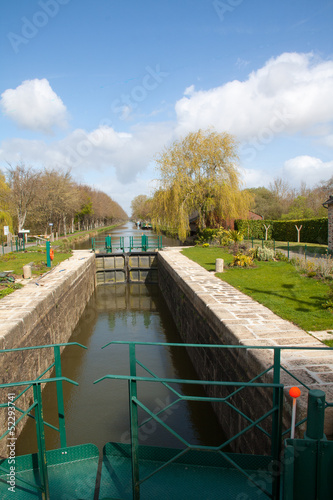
0, 343, 86, 498
94, 341, 333, 499
91, 234, 163, 253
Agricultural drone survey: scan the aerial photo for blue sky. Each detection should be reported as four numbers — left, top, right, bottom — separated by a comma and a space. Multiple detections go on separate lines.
0, 0, 333, 214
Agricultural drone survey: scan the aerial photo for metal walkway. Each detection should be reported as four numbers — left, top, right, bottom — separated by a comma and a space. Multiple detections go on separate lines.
1, 342, 332, 499
92, 234, 163, 253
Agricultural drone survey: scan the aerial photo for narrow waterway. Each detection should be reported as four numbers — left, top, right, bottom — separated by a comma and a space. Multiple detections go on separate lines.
16, 283, 225, 456
73, 221, 180, 250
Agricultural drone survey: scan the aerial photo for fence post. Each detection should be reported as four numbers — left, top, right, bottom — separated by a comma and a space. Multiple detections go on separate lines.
33, 383, 50, 499
54, 345, 67, 448
129, 343, 140, 499
287, 241, 290, 260
272, 348, 282, 500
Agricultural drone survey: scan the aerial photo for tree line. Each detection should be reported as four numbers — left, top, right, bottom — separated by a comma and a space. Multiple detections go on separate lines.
131, 129, 332, 241
247, 178, 332, 221
0, 164, 128, 237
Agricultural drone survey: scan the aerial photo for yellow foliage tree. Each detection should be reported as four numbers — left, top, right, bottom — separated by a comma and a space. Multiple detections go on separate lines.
151, 129, 252, 241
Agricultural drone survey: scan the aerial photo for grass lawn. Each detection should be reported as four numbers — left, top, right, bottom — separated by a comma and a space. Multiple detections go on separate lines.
0, 247, 72, 299
182, 247, 333, 333
0, 223, 121, 299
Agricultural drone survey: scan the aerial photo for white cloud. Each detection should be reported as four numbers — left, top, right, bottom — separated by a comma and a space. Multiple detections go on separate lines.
0, 78, 68, 134
281, 156, 333, 186
0, 122, 173, 184
175, 52, 333, 141
241, 167, 273, 189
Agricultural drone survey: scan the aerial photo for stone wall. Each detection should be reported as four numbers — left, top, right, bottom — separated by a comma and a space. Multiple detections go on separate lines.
0, 251, 96, 457
158, 248, 333, 455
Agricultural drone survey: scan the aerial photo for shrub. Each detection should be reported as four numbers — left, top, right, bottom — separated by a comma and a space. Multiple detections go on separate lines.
230, 254, 253, 267
251, 246, 275, 261
235, 217, 328, 244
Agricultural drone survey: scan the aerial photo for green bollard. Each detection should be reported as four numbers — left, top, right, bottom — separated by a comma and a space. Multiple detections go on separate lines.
46, 240, 51, 268
304, 389, 326, 441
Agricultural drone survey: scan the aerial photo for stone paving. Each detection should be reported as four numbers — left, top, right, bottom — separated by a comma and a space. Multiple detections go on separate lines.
160, 247, 333, 435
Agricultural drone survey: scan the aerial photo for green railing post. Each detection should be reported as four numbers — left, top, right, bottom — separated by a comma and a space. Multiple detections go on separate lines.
304, 244, 307, 261
105, 235, 112, 253
129, 343, 140, 499
262, 238, 264, 248
33, 383, 50, 500
287, 241, 290, 260
271, 348, 282, 499
251, 237, 254, 248
304, 389, 325, 440
46, 240, 51, 268
54, 345, 67, 448
91, 237, 95, 252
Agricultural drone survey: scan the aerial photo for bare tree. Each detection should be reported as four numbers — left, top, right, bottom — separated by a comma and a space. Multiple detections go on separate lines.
0, 164, 41, 232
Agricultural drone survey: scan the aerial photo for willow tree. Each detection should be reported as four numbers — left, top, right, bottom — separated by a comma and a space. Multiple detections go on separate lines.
152, 129, 251, 241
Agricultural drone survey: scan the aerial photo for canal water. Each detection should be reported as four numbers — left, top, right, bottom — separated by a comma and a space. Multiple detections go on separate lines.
73, 221, 181, 250
16, 227, 225, 456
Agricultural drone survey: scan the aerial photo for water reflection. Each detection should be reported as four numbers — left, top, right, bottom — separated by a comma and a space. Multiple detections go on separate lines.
16, 284, 224, 456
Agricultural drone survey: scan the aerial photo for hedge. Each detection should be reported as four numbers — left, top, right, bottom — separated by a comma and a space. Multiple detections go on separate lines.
234, 218, 328, 244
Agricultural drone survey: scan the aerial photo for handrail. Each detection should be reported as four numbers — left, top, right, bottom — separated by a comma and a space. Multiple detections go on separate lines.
0, 343, 86, 446
98, 341, 333, 499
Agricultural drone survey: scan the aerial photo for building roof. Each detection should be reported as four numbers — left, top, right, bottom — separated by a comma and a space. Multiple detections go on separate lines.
323, 195, 333, 208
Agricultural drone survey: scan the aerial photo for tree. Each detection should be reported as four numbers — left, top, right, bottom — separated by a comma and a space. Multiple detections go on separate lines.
152, 129, 251, 241
131, 195, 152, 220
0, 164, 41, 232
246, 187, 283, 219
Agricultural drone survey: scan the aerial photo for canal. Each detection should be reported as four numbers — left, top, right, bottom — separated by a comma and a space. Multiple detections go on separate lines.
73, 221, 181, 250
16, 225, 225, 456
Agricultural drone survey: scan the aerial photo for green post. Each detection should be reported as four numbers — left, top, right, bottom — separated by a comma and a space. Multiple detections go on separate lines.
129, 343, 140, 499
304, 244, 307, 261
262, 238, 264, 248
251, 237, 254, 248
46, 240, 51, 268
33, 383, 50, 500
54, 345, 67, 448
304, 390, 325, 441
288, 241, 290, 260
271, 348, 282, 500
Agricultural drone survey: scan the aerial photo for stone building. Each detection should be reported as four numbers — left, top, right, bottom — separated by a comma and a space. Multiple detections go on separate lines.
323, 195, 333, 252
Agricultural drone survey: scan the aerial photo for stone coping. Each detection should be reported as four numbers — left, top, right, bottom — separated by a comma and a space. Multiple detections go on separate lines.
159, 247, 333, 434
